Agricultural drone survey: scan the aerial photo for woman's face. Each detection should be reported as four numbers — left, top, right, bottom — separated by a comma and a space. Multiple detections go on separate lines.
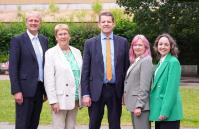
157, 37, 171, 57
56, 29, 70, 46
133, 39, 146, 57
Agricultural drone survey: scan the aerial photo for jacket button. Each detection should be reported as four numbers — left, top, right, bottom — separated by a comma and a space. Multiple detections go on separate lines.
66, 84, 68, 86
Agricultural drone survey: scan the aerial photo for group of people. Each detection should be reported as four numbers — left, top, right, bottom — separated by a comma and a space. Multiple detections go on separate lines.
9, 11, 183, 129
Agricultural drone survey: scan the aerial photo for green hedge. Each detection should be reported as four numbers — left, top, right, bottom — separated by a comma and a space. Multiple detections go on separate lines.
0, 22, 99, 62
0, 20, 198, 66
0, 20, 136, 62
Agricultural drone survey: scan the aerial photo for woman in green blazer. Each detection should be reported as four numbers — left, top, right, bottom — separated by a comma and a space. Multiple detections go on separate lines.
149, 33, 183, 129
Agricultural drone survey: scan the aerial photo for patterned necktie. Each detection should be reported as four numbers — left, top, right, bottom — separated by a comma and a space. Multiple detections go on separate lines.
106, 36, 112, 81
32, 37, 43, 81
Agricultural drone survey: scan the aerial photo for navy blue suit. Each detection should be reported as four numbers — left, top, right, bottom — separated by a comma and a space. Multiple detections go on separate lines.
81, 34, 129, 129
9, 32, 48, 129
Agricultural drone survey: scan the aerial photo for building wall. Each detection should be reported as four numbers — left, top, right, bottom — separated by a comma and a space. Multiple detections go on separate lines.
0, 0, 116, 4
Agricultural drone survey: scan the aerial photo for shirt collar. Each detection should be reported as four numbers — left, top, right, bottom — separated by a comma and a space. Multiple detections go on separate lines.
27, 29, 38, 41
160, 54, 167, 63
135, 56, 141, 63
101, 32, 113, 40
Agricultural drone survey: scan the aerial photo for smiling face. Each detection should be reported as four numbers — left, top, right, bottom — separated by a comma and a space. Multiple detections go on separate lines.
98, 15, 115, 36
56, 29, 70, 47
26, 13, 41, 35
157, 37, 171, 57
133, 39, 146, 57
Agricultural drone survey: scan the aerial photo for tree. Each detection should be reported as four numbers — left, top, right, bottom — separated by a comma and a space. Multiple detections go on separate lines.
116, 0, 199, 65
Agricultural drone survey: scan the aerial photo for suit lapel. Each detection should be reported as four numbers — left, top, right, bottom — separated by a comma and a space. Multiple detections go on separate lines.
55, 45, 74, 80
56, 45, 69, 68
38, 35, 47, 66
126, 59, 141, 78
23, 32, 37, 60
38, 35, 46, 56
70, 46, 82, 72
113, 35, 118, 68
96, 35, 104, 72
152, 54, 172, 90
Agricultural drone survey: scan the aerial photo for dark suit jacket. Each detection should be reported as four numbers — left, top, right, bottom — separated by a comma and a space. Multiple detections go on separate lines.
81, 34, 129, 101
9, 32, 48, 97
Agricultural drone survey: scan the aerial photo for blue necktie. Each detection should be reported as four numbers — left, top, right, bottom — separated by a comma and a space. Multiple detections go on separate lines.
32, 37, 43, 81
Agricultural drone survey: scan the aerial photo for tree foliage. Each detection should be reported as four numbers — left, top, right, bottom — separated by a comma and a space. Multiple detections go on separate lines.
117, 0, 199, 65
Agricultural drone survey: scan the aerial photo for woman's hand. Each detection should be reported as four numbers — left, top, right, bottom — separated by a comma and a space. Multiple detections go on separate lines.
159, 115, 167, 121
51, 103, 60, 113
134, 108, 141, 117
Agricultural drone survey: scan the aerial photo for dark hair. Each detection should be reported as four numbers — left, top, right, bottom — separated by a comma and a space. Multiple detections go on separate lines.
99, 12, 114, 22
154, 33, 179, 59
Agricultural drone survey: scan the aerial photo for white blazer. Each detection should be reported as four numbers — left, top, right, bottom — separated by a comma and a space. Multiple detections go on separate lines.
44, 45, 82, 110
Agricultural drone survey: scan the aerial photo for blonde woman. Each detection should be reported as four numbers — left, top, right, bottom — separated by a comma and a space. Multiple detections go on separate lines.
44, 24, 82, 129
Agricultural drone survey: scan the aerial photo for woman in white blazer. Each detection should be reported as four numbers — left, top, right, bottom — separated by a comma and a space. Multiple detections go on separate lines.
44, 24, 82, 129
123, 34, 153, 129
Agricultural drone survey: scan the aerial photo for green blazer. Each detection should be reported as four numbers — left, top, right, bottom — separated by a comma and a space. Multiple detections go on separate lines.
149, 53, 183, 121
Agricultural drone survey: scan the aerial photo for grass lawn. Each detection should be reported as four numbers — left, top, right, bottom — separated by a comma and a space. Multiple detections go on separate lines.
0, 80, 199, 127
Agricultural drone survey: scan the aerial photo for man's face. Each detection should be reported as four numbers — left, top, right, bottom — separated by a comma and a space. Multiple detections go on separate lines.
98, 15, 115, 36
26, 15, 41, 35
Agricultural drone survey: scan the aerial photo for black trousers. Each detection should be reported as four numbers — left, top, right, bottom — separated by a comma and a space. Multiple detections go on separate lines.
15, 82, 44, 129
88, 84, 122, 129
155, 120, 180, 129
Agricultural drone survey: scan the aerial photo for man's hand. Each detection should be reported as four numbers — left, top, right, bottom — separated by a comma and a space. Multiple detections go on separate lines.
82, 96, 92, 107
43, 95, 47, 102
51, 103, 60, 113
122, 96, 125, 105
14, 92, 23, 105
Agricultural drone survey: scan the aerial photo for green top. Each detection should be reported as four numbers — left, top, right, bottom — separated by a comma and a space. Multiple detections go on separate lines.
63, 51, 80, 100
150, 53, 183, 121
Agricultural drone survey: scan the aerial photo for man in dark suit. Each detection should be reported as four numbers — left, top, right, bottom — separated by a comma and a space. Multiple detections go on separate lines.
9, 11, 48, 129
81, 12, 129, 129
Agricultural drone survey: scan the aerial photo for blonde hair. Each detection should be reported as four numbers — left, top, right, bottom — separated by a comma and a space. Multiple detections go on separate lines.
26, 11, 42, 21
54, 24, 70, 36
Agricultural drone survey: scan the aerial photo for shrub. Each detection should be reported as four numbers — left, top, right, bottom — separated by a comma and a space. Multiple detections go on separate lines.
48, 2, 59, 13
92, 1, 102, 15
2, 18, 198, 65
0, 22, 101, 62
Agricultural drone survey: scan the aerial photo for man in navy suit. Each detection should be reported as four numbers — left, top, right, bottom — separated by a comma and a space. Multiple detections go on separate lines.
81, 12, 129, 129
9, 11, 48, 129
